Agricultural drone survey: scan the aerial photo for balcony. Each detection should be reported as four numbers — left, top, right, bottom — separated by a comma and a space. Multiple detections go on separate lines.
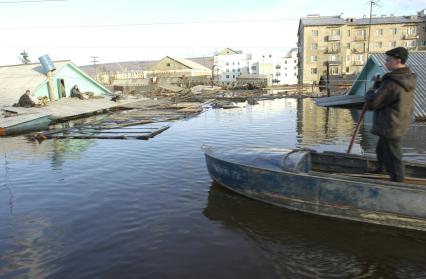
327, 35, 341, 41
403, 34, 419, 40
325, 48, 341, 54
352, 61, 364, 66
352, 48, 365, 54
354, 36, 366, 41
326, 60, 342, 65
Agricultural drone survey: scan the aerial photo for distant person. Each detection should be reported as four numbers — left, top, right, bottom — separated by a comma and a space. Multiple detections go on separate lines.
365, 47, 416, 182
70, 85, 88, 100
318, 72, 326, 92
17, 89, 39, 107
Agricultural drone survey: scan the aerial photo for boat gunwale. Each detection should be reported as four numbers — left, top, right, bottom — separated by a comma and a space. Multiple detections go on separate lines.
203, 148, 426, 190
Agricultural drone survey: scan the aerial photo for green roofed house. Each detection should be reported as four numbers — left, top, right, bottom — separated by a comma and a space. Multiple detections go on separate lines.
0, 58, 111, 107
317, 52, 426, 122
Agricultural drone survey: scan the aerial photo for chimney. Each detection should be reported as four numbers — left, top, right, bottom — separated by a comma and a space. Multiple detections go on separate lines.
38, 55, 56, 102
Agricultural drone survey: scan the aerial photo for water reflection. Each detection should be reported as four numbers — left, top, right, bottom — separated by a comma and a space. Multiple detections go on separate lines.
1, 98, 425, 278
204, 183, 426, 278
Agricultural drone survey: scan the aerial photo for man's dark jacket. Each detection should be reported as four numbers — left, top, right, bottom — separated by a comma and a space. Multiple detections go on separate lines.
366, 67, 416, 138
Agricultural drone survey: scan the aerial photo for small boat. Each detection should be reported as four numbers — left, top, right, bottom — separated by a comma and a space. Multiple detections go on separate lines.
203, 145, 426, 232
0, 113, 52, 136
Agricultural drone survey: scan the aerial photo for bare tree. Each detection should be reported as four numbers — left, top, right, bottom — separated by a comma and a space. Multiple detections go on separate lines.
18, 50, 31, 64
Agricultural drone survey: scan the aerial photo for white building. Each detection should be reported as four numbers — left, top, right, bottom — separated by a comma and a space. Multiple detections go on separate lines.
213, 48, 298, 86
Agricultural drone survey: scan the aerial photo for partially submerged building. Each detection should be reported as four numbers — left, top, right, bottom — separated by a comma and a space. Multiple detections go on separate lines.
316, 51, 426, 122
348, 52, 426, 121
0, 59, 110, 107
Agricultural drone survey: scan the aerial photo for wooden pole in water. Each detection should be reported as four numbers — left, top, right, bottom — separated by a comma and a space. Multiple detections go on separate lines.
347, 103, 368, 154
47, 71, 56, 102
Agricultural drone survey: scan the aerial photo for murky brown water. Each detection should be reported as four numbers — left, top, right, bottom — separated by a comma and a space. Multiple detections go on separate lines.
1, 98, 426, 278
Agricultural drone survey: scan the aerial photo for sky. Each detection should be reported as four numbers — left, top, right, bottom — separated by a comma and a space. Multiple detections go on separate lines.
0, 0, 426, 66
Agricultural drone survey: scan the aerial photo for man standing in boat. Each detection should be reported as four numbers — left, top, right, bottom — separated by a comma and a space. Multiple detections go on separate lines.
365, 47, 416, 182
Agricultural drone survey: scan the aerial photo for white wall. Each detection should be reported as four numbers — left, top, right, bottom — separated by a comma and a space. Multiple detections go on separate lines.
214, 48, 298, 85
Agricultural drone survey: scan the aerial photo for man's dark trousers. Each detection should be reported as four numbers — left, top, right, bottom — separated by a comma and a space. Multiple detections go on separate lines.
376, 137, 404, 182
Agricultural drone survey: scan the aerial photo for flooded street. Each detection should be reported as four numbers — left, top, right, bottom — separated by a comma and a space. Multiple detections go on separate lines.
1, 98, 426, 278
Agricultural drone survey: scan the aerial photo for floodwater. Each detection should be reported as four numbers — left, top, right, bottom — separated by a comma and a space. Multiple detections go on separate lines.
1, 98, 426, 279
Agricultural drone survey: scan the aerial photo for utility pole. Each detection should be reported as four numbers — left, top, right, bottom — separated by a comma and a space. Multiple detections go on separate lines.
366, 0, 380, 91
90, 56, 99, 80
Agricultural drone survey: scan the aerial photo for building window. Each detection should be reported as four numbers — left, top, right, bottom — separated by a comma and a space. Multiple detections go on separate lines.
226, 69, 229, 72
423, 40, 426, 46
233, 75, 235, 78
237, 69, 240, 72
226, 62, 229, 66
276, 72, 281, 76
405, 40, 416, 47
376, 29, 383, 36
346, 67, 350, 73
331, 67, 339, 75
312, 30, 318, 36
311, 56, 317, 62
347, 43, 350, 48
285, 61, 287, 64
354, 54, 363, 62
347, 30, 351, 37
331, 29, 340, 36
276, 65, 281, 69
329, 55, 337, 61
406, 26, 417, 35
226, 75, 230, 78
389, 41, 396, 47
390, 28, 397, 35
375, 41, 382, 48
312, 43, 318, 50
311, 68, 317, 74
294, 59, 297, 63
232, 69, 235, 72
251, 65, 257, 70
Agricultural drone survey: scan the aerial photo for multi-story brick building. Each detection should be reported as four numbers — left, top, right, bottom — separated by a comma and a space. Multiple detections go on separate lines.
297, 10, 426, 84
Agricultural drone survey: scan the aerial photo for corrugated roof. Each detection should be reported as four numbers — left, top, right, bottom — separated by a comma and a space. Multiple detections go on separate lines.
301, 15, 424, 27
370, 52, 426, 120
0, 61, 69, 106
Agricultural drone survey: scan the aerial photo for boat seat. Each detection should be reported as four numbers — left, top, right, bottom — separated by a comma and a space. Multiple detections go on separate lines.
281, 150, 311, 173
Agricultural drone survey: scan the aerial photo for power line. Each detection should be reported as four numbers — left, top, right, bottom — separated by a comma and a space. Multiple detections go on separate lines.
0, 0, 66, 3
0, 18, 299, 30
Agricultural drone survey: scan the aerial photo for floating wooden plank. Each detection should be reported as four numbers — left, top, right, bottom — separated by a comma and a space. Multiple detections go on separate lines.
44, 124, 170, 140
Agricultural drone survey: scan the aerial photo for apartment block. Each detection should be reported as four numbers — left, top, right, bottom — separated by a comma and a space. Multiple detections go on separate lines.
297, 10, 426, 84
214, 48, 299, 85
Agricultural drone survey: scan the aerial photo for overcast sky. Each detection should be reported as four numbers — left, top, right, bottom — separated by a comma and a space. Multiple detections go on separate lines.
0, 0, 425, 66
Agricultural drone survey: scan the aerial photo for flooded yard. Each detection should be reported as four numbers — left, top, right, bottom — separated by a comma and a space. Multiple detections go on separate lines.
1, 98, 426, 278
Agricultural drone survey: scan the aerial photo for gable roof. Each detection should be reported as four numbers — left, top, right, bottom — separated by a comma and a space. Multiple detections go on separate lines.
0, 61, 68, 106
350, 52, 426, 120
150, 56, 211, 71
217, 48, 241, 55
0, 60, 110, 107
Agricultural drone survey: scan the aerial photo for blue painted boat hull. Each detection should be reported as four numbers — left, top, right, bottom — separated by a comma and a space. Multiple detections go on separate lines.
203, 145, 426, 232
1, 115, 52, 136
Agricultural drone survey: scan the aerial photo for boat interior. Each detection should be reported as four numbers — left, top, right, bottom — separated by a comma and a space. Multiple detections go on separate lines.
309, 151, 426, 185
